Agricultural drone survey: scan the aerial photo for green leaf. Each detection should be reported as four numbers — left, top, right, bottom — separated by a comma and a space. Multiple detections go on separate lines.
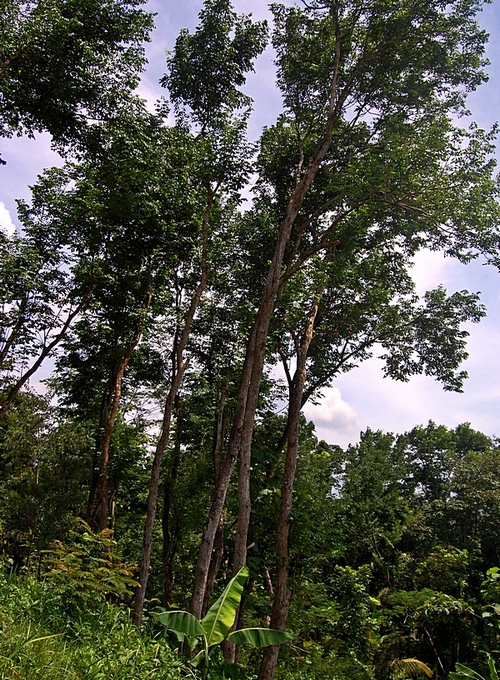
201, 566, 248, 647
488, 657, 499, 680
190, 649, 206, 667
155, 610, 206, 640
226, 627, 295, 647
450, 664, 485, 680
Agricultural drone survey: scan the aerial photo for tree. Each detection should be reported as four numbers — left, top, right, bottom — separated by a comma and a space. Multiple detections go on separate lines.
188, 0, 500, 643
132, 0, 268, 625
39, 104, 199, 532
0, 391, 93, 568
2, 4, 499, 678
206, 2, 498, 677
0, 0, 153, 156
0, 203, 95, 421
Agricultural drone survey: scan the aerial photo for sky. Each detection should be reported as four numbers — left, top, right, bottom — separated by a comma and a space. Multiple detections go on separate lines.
1, 0, 499, 449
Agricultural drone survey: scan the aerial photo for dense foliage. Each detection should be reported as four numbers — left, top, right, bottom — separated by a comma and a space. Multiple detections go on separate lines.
1, 0, 500, 678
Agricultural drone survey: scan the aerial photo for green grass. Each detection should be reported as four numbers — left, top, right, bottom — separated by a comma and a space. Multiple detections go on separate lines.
0, 575, 189, 680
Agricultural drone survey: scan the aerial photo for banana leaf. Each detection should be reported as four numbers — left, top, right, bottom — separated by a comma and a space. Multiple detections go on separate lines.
156, 610, 206, 641
450, 664, 485, 680
227, 627, 295, 647
488, 657, 499, 680
201, 566, 248, 647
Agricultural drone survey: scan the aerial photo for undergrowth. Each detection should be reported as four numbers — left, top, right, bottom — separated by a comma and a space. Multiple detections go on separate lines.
0, 575, 188, 679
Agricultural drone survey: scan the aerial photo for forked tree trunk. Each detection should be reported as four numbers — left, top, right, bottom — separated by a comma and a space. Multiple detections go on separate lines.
189, 14, 344, 615
190, 105, 341, 619
258, 297, 320, 680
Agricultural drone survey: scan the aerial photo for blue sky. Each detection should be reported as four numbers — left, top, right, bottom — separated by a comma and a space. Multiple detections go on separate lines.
1, 0, 499, 448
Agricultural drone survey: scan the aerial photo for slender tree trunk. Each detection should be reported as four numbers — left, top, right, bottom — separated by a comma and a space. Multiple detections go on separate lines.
259, 298, 320, 680
133, 192, 212, 626
189, 24, 344, 614
201, 383, 229, 613
202, 517, 224, 615
161, 397, 183, 607
213, 379, 228, 480
98, 329, 145, 530
86, 451, 101, 526
97, 285, 152, 531
86, 393, 110, 526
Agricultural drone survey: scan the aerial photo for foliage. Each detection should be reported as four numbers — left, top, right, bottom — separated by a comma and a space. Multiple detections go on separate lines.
0, 0, 153, 149
156, 566, 293, 677
2, 0, 500, 677
163, 0, 268, 131
0, 574, 186, 679
450, 656, 500, 680
480, 567, 500, 646
42, 519, 138, 603
0, 393, 93, 568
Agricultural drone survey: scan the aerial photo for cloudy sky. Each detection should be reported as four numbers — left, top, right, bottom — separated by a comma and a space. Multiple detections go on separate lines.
1, 0, 499, 449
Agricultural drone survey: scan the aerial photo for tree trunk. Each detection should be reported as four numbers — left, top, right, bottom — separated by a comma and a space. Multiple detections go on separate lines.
161, 398, 183, 607
189, 30, 344, 614
190, 111, 339, 618
86, 392, 113, 526
202, 517, 224, 615
98, 289, 152, 531
201, 385, 229, 613
259, 297, 320, 680
133, 192, 212, 626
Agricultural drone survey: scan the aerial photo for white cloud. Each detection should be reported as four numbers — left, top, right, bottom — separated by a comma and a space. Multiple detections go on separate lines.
0, 201, 16, 235
303, 386, 359, 447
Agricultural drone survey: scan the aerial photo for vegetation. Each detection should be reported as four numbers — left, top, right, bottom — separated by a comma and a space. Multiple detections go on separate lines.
156, 566, 293, 678
1, 0, 500, 678
0, 573, 186, 679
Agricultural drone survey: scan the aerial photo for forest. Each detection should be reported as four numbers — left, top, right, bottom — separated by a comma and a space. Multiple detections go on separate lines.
1, 0, 500, 678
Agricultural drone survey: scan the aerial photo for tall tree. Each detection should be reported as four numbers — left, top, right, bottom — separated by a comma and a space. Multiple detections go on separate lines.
0, 199, 95, 421
11, 103, 203, 529
190, 0, 500, 646
132, 0, 268, 625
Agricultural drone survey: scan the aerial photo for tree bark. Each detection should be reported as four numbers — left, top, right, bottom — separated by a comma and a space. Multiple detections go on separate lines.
161, 397, 182, 607
86, 392, 111, 526
190, 101, 340, 618
133, 191, 212, 626
202, 517, 224, 615
258, 297, 320, 680
201, 383, 229, 613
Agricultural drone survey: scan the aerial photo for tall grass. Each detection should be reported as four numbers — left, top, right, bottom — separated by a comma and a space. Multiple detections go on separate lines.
0, 575, 188, 679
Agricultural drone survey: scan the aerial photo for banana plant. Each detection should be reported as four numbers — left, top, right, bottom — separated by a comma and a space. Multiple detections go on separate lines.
450, 655, 499, 680
156, 567, 294, 678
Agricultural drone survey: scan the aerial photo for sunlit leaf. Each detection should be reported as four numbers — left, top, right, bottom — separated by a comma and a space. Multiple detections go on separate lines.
227, 627, 295, 647
201, 566, 248, 647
